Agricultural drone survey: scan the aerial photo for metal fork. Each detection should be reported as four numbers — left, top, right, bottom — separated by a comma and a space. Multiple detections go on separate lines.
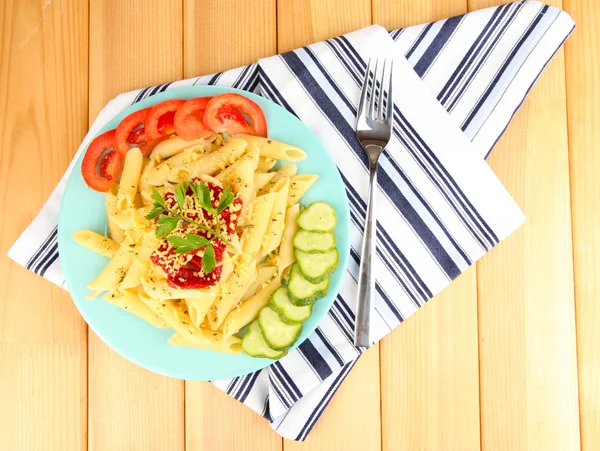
354, 58, 393, 348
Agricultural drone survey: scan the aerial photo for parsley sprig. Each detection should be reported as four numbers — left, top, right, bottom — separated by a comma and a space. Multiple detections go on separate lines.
145, 181, 235, 274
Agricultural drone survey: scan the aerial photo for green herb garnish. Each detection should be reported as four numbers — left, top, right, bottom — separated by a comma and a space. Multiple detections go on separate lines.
145, 181, 235, 274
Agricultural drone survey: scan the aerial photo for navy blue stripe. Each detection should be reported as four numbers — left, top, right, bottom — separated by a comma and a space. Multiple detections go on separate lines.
394, 106, 499, 247
241, 69, 259, 92
38, 248, 59, 277
314, 327, 345, 367
349, 248, 404, 322
237, 371, 261, 403
233, 65, 251, 88
340, 170, 446, 291
344, 183, 426, 305
258, 66, 296, 114
305, 47, 356, 114
334, 37, 364, 80
483, 24, 575, 159
272, 362, 303, 400
295, 360, 357, 440
232, 373, 253, 399
26, 227, 57, 270
281, 51, 463, 279
261, 396, 271, 420
158, 82, 172, 93
413, 15, 464, 77
298, 340, 333, 380
446, 2, 526, 112
207, 72, 222, 86
323, 41, 475, 270
225, 376, 241, 395
32, 238, 57, 275
378, 153, 473, 267
324, 40, 361, 84
405, 22, 435, 59
328, 308, 354, 344
462, 4, 550, 130
335, 294, 355, 324
146, 83, 166, 99
133, 86, 151, 104
269, 373, 292, 409
437, 2, 513, 104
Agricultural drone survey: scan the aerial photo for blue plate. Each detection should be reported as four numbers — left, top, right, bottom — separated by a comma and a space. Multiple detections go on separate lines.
58, 86, 350, 380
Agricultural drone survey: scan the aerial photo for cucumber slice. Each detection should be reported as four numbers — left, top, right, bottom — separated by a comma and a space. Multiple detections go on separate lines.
297, 202, 337, 232
287, 263, 329, 306
242, 320, 287, 359
270, 287, 313, 324
294, 248, 339, 283
258, 306, 303, 351
293, 230, 336, 253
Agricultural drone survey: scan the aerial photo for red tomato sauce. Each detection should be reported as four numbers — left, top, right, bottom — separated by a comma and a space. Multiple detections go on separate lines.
150, 181, 242, 289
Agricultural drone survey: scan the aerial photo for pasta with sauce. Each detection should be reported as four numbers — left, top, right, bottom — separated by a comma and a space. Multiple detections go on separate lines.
73, 133, 318, 355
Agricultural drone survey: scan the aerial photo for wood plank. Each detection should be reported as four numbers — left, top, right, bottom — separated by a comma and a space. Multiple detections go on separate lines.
276, 1, 381, 449
372, 0, 467, 29
563, 0, 600, 448
284, 346, 382, 451
182, 1, 280, 450
471, 1, 581, 450
380, 269, 480, 451
0, 0, 88, 450
371, 2, 480, 451
277, 0, 371, 53
87, 1, 185, 449
183, 0, 276, 77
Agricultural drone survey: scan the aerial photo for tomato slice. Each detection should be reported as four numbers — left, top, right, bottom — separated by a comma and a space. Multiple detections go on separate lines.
99, 149, 124, 181
115, 107, 154, 157
145, 99, 186, 140
81, 130, 124, 192
173, 97, 214, 140
203, 93, 268, 137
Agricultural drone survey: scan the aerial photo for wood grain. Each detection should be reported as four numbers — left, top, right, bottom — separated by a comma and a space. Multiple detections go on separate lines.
0, 0, 88, 449
277, 0, 371, 53
372, 2, 480, 450
87, 1, 185, 449
183, 1, 281, 450
563, 0, 600, 448
472, 1, 581, 450
183, 0, 276, 77
276, 2, 381, 450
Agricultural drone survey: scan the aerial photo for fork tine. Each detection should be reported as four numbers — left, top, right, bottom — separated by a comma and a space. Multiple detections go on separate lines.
356, 58, 371, 121
377, 59, 386, 121
368, 59, 379, 119
386, 59, 394, 124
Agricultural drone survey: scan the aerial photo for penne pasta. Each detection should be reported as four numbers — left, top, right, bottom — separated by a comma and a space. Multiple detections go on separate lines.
72, 229, 120, 258
145, 138, 247, 186
206, 257, 257, 330
140, 276, 218, 301
167, 332, 242, 355
257, 156, 277, 172
260, 178, 290, 257
103, 290, 169, 328
241, 193, 277, 257
185, 294, 217, 329
258, 164, 297, 196
241, 265, 277, 302
254, 172, 276, 191
278, 203, 300, 275
236, 134, 307, 161
221, 276, 281, 340
288, 174, 319, 206
116, 147, 144, 211
150, 135, 209, 160
105, 184, 125, 244
86, 237, 135, 292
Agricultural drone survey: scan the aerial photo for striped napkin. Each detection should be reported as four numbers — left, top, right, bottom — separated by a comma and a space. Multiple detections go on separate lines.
8, 0, 574, 441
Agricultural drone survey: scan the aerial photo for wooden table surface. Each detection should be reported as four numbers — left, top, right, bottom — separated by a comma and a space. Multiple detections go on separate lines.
1, 0, 598, 450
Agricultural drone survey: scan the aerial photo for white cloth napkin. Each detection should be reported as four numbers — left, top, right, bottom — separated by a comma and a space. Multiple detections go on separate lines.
8, 1, 574, 441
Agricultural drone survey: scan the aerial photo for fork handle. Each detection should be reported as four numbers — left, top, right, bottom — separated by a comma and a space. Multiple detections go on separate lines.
354, 160, 378, 347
